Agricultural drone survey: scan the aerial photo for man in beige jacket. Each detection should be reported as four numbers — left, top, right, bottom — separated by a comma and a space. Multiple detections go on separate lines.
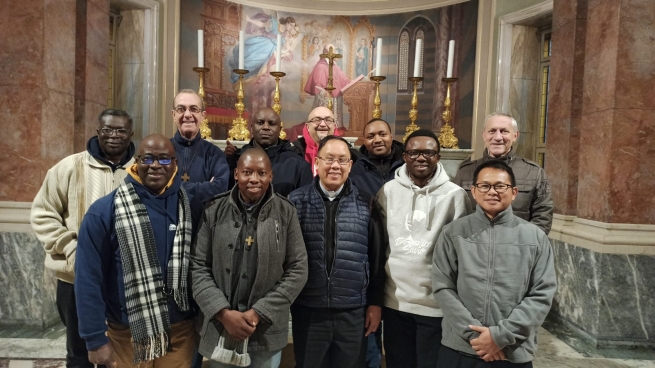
31, 109, 135, 368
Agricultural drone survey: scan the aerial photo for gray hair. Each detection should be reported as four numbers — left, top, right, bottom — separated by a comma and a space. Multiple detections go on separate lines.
484, 112, 518, 131
174, 89, 205, 110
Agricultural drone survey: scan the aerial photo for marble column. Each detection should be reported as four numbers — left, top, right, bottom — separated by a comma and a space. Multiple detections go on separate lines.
0, 0, 110, 328
547, 0, 655, 348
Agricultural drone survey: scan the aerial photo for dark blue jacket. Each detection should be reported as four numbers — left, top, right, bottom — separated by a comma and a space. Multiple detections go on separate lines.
289, 178, 386, 309
75, 175, 202, 351
171, 131, 229, 203
227, 139, 312, 197
350, 140, 404, 197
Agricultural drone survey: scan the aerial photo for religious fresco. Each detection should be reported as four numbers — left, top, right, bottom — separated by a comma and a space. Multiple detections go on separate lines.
180, 0, 479, 148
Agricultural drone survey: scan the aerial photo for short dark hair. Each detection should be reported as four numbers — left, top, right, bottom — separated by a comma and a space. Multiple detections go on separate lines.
318, 135, 351, 158
98, 109, 133, 128
473, 159, 517, 187
405, 129, 440, 154
363, 118, 391, 134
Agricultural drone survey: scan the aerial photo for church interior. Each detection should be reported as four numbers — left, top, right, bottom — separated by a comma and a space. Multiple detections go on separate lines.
1, 0, 654, 366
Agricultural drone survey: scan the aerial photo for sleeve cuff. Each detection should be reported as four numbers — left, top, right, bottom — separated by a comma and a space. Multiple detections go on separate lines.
84, 331, 110, 351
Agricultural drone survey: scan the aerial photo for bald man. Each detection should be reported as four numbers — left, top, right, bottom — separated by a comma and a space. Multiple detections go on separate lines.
293, 106, 359, 176
191, 149, 308, 367
75, 134, 203, 367
225, 107, 312, 197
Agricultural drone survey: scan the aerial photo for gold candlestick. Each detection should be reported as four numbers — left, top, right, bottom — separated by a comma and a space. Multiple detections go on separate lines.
228, 69, 250, 141
439, 77, 459, 149
370, 76, 386, 119
192, 67, 212, 139
403, 77, 423, 143
270, 71, 287, 140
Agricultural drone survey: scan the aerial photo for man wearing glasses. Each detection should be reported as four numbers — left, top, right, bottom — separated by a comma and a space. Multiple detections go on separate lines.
453, 113, 553, 234
75, 134, 203, 367
289, 136, 386, 368
171, 89, 229, 203
293, 106, 343, 176
376, 130, 470, 368
432, 159, 556, 368
31, 109, 136, 368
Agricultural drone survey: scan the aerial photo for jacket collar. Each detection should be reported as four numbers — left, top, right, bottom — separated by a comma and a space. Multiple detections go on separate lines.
482, 147, 516, 162
243, 139, 293, 158
86, 136, 136, 171
357, 141, 404, 171
312, 176, 352, 199
474, 204, 514, 226
173, 130, 202, 147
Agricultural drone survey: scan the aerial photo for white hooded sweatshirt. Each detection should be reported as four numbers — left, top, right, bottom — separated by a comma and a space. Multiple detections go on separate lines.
377, 162, 470, 317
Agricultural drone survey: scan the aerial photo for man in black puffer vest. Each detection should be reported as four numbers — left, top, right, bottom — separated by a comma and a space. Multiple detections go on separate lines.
289, 136, 387, 368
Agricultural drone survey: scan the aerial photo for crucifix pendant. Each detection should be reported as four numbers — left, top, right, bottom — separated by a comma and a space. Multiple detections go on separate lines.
181, 172, 190, 182
245, 236, 254, 248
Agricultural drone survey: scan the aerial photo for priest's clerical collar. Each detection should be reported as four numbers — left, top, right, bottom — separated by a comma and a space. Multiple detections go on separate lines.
319, 181, 344, 201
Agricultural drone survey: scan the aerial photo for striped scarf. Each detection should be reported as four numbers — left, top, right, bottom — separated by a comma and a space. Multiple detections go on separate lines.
114, 181, 192, 363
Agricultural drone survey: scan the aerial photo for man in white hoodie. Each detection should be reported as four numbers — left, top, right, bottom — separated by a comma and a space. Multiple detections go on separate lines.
376, 129, 471, 368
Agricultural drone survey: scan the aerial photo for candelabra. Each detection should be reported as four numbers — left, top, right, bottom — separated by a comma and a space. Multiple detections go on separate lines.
370, 76, 386, 119
270, 71, 287, 140
403, 77, 424, 143
228, 69, 250, 141
438, 77, 459, 149
192, 67, 212, 139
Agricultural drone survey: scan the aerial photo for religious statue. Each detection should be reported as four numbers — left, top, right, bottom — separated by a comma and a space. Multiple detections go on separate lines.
304, 45, 351, 128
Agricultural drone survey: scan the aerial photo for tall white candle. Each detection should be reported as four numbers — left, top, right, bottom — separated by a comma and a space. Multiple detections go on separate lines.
275, 34, 282, 72
413, 38, 422, 77
238, 30, 245, 69
375, 38, 383, 76
447, 40, 455, 78
197, 30, 204, 68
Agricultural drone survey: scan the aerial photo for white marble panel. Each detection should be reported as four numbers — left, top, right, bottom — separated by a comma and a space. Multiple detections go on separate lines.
0, 232, 58, 328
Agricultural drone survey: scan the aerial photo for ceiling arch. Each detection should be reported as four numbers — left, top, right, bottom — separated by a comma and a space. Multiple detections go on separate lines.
228, 0, 469, 16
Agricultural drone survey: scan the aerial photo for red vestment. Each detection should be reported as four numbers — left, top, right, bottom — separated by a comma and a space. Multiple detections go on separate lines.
304, 59, 351, 97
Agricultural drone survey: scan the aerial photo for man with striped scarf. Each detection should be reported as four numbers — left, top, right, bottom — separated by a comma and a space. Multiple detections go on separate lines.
75, 134, 203, 367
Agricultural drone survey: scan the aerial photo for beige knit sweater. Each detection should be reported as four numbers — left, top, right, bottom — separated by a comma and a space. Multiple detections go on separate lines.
30, 151, 134, 284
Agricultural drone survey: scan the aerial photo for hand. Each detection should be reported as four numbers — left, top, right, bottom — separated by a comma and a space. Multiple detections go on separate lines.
364, 305, 381, 337
224, 140, 237, 157
469, 325, 503, 362
242, 309, 260, 329
88, 343, 117, 368
216, 309, 255, 340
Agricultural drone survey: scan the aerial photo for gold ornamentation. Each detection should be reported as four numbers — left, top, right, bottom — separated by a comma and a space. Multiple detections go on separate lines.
319, 46, 342, 112
228, 69, 250, 141
270, 71, 287, 140
403, 77, 423, 142
439, 78, 459, 149
370, 76, 386, 119
193, 67, 212, 139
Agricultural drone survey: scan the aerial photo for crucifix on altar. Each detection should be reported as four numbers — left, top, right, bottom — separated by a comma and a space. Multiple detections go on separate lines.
319, 46, 342, 111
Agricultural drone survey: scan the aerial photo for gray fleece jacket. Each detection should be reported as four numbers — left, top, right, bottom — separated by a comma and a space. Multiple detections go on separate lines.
191, 186, 308, 354
432, 205, 556, 363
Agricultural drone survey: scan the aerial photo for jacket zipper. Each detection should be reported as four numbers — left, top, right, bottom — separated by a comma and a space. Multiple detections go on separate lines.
483, 223, 497, 326
275, 219, 280, 252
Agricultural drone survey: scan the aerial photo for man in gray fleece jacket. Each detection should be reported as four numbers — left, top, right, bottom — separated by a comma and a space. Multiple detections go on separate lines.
432, 159, 556, 367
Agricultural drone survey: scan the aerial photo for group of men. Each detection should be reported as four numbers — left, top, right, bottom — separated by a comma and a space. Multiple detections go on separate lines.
30, 88, 556, 368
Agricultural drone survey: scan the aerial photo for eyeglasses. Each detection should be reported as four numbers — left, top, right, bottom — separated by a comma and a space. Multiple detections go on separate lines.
473, 183, 513, 193
99, 128, 130, 137
174, 106, 202, 114
317, 156, 351, 165
309, 117, 336, 125
404, 150, 439, 160
137, 155, 175, 165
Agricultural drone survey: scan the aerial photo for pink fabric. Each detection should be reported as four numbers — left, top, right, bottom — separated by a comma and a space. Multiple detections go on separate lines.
303, 125, 319, 176
302, 124, 342, 176
304, 59, 351, 97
